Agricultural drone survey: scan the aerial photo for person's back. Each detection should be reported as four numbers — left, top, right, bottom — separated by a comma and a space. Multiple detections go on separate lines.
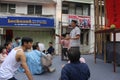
61, 62, 90, 80
0, 48, 22, 80
61, 48, 90, 80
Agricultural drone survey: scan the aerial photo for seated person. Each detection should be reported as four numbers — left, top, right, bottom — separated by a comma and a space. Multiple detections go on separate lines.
0, 46, 7, 66
38, 42, 55, 72
60, 48, 90, 80
19, 42, 55, 75
47, 42, 55, 55
12, 37, 21, 48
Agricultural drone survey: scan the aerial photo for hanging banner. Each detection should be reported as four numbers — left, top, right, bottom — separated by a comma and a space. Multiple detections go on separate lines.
68, 15, 91, 29
106, 0, 120, 28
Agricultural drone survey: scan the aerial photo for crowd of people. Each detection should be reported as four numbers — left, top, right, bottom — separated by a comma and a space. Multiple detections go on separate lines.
0, 20, 90, 80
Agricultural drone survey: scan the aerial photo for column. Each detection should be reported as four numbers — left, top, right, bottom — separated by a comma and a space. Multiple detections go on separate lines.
55, 0, 62, 55
89, 2, 95, 53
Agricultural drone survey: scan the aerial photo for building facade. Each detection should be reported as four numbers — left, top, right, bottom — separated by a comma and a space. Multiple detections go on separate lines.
0, 0, 56, 49
60, 0, 94, 54
0, 0, 94, 54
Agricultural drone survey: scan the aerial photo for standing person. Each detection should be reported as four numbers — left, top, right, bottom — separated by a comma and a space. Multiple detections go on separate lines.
56, 20, 81, 57
60, 33, 70, 60
47, 42, 55, 55
12, 37, 21, 48
60, 48, 90, 80
0, 46, 7, 66
0, 37, 33, 80
69, 20, 81, 55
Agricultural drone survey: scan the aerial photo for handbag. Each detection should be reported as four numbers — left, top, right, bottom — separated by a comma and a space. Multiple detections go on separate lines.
41, 54, 52, 67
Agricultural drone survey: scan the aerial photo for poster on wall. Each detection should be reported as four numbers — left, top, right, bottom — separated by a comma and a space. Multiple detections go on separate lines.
68, 15, 91, 29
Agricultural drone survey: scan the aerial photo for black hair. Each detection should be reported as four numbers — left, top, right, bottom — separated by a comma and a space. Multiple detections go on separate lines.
0, 46, 6, 53
71, 20, 77, 24
21, 37, 33, 46
32, 42, 39, 50
49, 42, 53, 44
61, 33, 66, 37
4, 41, 12, 47
15, 37, 21, 41
67, 48, 80, 63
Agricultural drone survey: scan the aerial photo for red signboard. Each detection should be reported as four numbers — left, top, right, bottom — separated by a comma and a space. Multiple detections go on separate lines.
68, 15, 91, 29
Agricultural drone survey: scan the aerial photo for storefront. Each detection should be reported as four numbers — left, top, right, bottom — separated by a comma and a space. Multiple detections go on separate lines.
0, 16, 55, 48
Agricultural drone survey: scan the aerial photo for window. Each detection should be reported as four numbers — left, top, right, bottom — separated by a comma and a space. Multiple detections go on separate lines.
83, 5, 89, 16
62, 3, 69, 14
76, 4, 82, 15
62, 2, 90, 16
69, 3, 75, 14
0, 3, 15, 13
9, 4, 15, 13
28, 5, 34, 14
28, 5, 42, 15
99, 5, 105, 17
0, 3, 7, 12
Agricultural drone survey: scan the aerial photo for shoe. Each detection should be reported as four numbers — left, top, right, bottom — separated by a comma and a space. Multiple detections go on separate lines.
48, 67, 56, 72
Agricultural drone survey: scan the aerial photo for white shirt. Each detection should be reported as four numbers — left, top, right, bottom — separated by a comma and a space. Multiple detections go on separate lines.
0, 49, 22, 80
38, 43, 46, 52
70, 26, 81, 47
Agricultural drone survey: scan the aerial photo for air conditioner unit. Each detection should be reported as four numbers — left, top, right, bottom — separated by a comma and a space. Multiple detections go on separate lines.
0, 28, 3, 35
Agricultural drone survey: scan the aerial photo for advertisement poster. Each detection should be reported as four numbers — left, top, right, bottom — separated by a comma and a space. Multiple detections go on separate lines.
68, 15, 91, 29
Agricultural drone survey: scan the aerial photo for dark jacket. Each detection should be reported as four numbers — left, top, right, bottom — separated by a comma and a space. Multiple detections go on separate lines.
47, 46, 54, 54
61, 61, 90, 80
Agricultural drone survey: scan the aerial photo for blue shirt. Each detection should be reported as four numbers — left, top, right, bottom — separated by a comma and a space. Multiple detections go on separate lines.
25, 50, 44, 74
61, 61, 90, 80
12, 42, 21, 48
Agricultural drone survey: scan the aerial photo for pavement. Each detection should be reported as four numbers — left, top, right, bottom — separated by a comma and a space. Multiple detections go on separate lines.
15, 54, 120, 80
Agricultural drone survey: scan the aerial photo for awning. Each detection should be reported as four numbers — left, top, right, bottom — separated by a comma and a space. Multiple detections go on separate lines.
0, 0, 56, 4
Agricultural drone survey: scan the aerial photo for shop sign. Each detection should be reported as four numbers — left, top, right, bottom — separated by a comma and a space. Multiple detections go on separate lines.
0, 16, 54, 27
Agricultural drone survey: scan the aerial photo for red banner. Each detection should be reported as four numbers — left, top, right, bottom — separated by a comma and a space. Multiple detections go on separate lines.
106, 0, 120, 28
68, 15, 91, 29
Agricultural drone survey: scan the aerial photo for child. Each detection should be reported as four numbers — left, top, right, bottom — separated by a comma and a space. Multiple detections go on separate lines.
0, 46, 7, 66
56, 33, 70, 60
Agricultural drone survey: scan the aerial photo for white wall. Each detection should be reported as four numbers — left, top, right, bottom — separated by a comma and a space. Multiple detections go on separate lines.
64, 0, 93, 3
16, 3, 27, 14
42, 4, 55, 15
62, 14, 69, 26
111, 33, 120, 41
55, 0, 62, 54
0, 2, 55, 16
